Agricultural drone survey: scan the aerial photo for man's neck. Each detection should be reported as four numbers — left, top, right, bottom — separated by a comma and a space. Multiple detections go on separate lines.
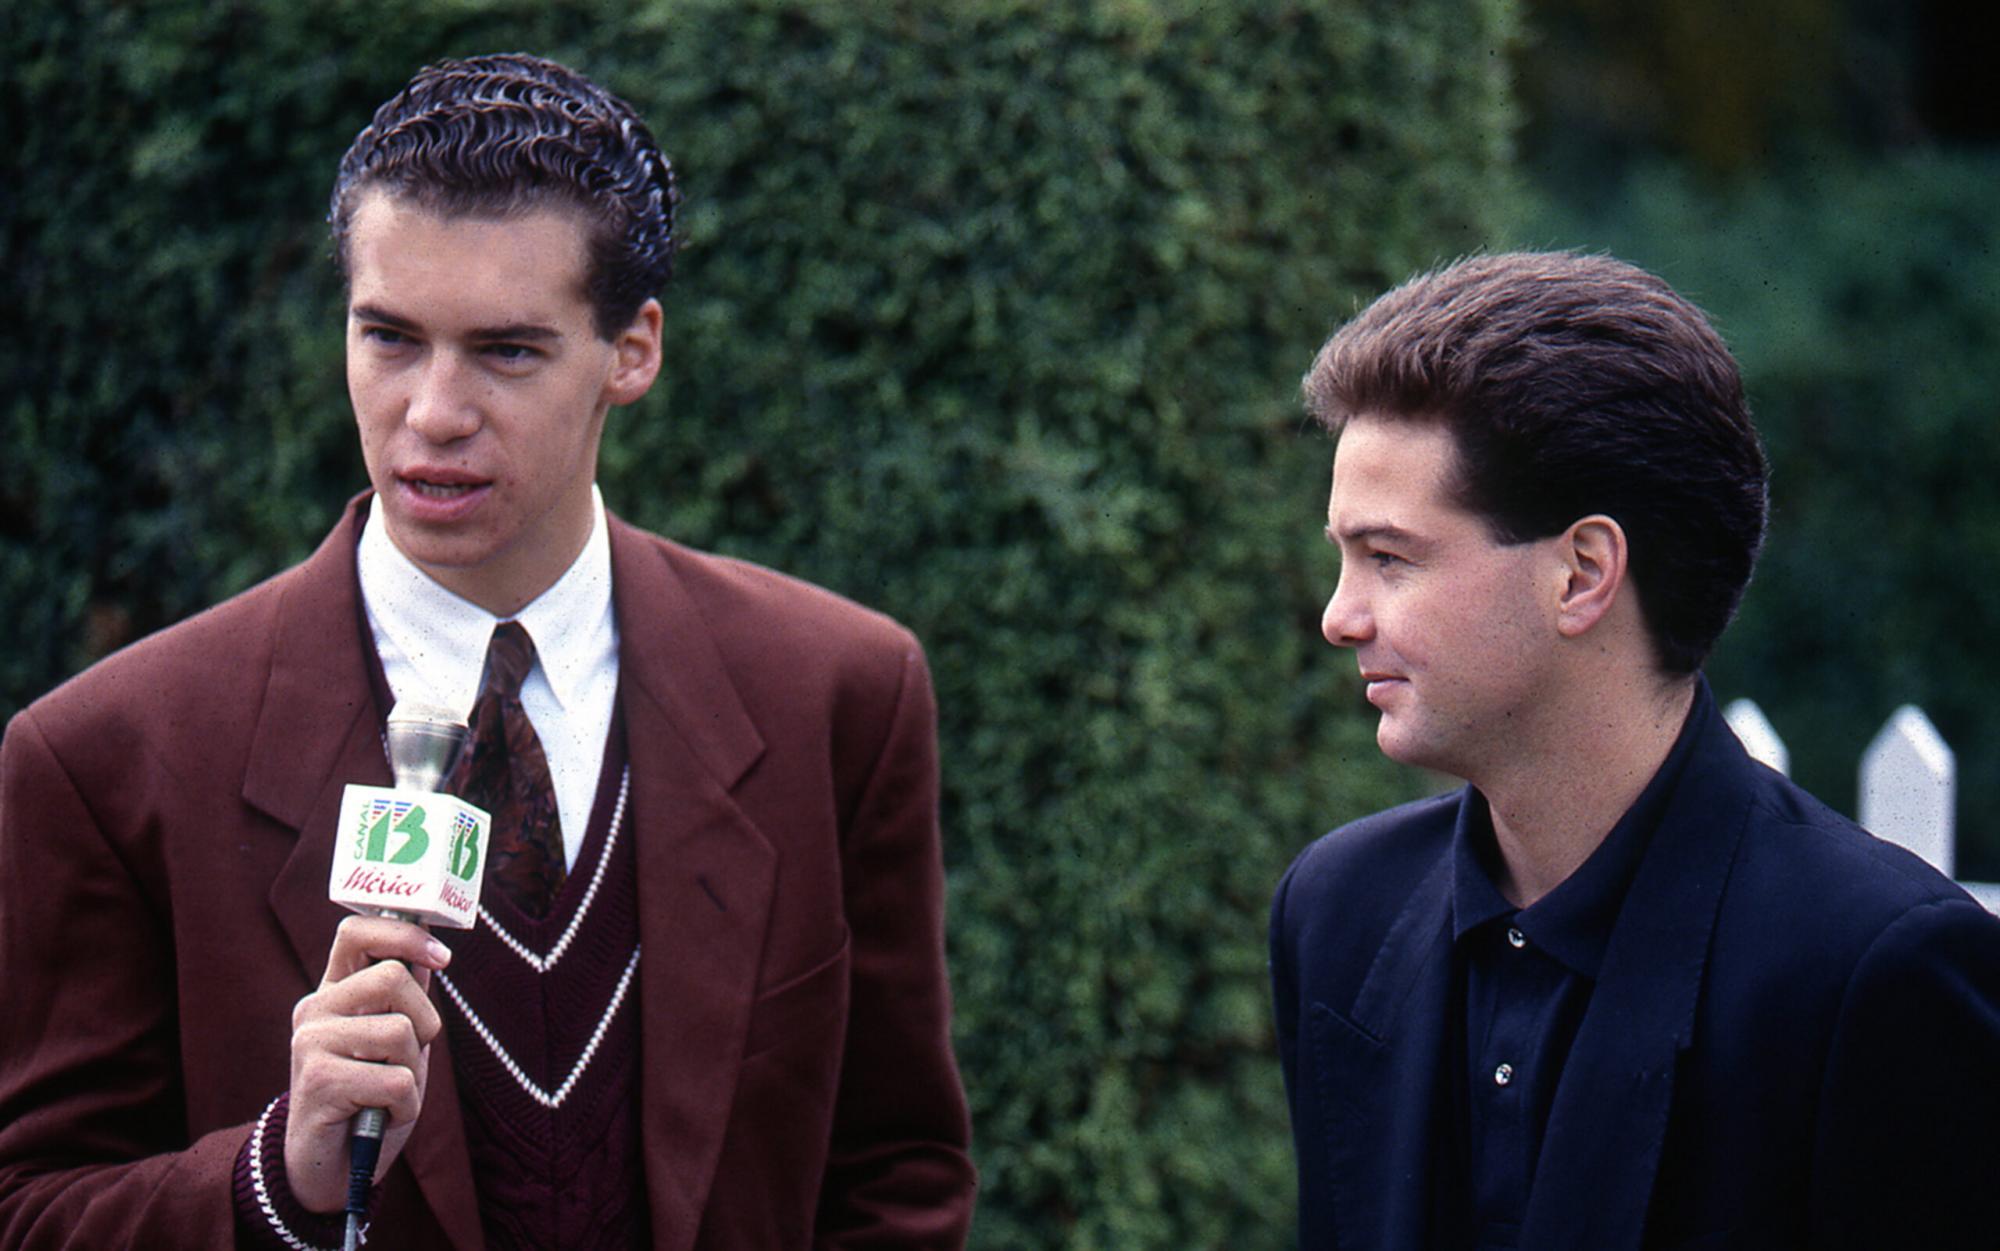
1479, 675, 1696, 908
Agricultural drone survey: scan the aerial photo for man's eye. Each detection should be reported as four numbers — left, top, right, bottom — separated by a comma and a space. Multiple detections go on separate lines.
486, 343, 537, 363
361, 326, 410, 347
1369, 550, 1404, 568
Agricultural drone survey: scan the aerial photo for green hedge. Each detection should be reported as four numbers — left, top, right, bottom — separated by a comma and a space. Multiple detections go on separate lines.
4, 2, 1521, 1245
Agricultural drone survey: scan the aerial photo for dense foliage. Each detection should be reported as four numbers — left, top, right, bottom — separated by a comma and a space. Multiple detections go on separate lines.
5, 2, 1521, 1245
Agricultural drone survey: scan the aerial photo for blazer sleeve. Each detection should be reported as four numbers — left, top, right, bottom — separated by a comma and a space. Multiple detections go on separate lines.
813, 642, 977, 1249
0, 708, 247, 1249
1808, 895, 2000, 1251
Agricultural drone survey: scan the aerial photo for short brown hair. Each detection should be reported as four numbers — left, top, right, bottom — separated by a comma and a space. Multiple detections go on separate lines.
329, 53, 678, 339
1303, 251, 1768, 674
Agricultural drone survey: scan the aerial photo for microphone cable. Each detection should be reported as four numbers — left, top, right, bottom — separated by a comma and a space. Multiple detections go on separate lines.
344, 1106, 386, 1250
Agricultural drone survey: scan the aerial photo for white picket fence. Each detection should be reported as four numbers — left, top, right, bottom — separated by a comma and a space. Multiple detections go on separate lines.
1724, 699, 2000, 915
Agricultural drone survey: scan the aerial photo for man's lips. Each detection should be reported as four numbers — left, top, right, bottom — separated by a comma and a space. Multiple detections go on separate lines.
394, 469, 492, 517
407, 479, 479, 499
398, 468, 489, 495
1360, 671, 1406, 704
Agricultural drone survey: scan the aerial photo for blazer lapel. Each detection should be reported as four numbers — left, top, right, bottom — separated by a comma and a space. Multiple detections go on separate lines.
607, 517, 774, 1251
1520, 699, 1754, 1251
1315, 852, 1454, 1251
245, 496, 486, 1251
246, 500, 387, 979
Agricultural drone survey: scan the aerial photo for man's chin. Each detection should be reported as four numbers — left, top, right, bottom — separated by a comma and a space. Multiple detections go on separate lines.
1375, 718, 1442, 771
382, 517, 487, 569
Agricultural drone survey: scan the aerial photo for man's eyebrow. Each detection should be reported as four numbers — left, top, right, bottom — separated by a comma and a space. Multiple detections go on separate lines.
470, 323, 563, 343
348, 305, 564, 342
349, 303, 416, 331
1325, 522, 1420, 547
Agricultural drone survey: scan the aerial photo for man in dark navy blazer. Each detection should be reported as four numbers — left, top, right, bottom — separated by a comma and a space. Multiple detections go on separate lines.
1270, 251, 2000, 1250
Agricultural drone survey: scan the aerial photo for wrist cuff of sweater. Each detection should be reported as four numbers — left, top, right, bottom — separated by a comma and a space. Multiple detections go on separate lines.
231, 1092, 368, 1251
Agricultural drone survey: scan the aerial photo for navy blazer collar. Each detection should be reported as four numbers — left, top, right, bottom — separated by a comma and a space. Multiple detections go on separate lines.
1451, 683, 1710, 980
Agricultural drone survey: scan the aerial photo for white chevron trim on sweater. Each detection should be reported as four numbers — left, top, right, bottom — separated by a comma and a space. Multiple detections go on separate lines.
437, 944, 642, 1110
479, 766, 630, 974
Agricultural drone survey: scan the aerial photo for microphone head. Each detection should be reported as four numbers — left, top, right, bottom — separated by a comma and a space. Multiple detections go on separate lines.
385, 701, 469, 794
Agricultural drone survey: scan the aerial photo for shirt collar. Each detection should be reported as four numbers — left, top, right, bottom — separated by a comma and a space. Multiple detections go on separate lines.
510, 491, 616, 712
356, 486, 616, 718
1449, 678, 1714, 977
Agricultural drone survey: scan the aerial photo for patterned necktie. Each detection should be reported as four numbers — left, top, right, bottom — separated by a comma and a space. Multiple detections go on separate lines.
453, 621, 566, 917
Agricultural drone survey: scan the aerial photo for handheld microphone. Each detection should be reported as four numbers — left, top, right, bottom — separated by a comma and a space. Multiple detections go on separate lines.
327, 702, 490, 1251
331, 703, 489, 928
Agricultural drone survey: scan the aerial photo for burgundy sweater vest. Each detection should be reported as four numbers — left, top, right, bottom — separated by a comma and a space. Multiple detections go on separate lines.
435, 705, 649, 1250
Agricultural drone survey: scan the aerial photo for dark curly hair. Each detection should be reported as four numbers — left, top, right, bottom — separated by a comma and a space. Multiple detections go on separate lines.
329, 53, 678, 338
1304, 251, 1769, 676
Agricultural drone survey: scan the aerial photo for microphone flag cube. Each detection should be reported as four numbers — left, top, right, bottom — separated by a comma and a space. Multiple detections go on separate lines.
330, 785, 491, 929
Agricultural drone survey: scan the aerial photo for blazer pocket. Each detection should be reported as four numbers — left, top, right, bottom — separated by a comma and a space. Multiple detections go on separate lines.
1307, 1000, 1386, 1108
743, 929, 851, 1060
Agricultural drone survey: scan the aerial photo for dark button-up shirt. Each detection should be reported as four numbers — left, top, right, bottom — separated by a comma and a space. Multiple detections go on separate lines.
1442, 688, 1708, 1250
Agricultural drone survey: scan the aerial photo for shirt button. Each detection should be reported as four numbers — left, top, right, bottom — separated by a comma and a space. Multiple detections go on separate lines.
1506, 926, 1526, 949
1494, 1063, 1514, 1087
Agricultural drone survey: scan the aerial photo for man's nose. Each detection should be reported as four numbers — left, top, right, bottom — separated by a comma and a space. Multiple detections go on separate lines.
1321, 570, 1370, 648
406, 354, 481, 443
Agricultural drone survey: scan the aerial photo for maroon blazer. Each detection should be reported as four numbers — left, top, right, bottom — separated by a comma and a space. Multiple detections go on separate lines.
0, 498, 975, 1249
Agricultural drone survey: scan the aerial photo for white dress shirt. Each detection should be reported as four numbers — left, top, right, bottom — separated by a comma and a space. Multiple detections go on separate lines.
357, 487, 621, 868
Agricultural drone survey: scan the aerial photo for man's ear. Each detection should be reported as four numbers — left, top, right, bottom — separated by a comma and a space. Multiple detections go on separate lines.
603, 298, 663, 406
1554, 514, 1629, 639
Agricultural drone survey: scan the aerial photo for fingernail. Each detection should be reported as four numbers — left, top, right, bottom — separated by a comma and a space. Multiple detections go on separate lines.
426, 939, 452, 966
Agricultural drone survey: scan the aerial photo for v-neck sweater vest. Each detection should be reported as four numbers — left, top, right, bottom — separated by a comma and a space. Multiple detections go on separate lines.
437, 705, 648, 1249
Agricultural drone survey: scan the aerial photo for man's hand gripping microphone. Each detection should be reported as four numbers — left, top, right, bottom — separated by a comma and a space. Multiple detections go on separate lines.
327, 703, 490, 1250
